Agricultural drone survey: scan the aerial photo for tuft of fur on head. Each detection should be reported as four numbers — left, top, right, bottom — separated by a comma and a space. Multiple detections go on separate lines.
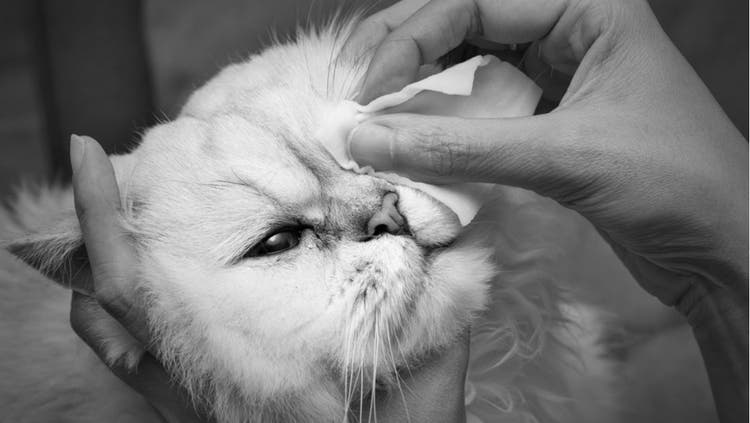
1, 184, 81, 282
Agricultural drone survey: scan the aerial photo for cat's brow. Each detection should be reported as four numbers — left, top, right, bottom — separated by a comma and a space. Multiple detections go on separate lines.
209, 179, 256, 189
205, 176, 281, 206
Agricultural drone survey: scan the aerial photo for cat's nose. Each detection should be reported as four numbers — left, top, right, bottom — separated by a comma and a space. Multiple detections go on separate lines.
366, 192, 407, 237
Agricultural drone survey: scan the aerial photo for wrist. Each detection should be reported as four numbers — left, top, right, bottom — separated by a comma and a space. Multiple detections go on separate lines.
676, 280, 747, 331
680, 282, 748, 423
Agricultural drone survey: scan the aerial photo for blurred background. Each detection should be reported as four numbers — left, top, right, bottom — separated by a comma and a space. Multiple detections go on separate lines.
0, 0, 746, 198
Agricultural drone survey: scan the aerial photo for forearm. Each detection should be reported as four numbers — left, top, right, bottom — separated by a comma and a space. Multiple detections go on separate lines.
686, 286, 748, 423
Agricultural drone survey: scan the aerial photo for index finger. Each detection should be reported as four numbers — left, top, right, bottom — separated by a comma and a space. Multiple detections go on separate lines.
340, 0, 429, 62
357, 0, 567, 103
70, 134, 150, 345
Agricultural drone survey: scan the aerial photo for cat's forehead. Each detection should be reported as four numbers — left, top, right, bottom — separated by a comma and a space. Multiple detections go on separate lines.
134, 111, 338, 212
128, 37, 365, 220
210, 116, 324, 198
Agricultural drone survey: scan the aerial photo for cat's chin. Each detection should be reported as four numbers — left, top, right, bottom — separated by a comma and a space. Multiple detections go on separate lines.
331, 225, 495, 401
400, 232, 494, 354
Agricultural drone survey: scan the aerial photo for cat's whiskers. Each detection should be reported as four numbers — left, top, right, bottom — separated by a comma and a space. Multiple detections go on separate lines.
325, 27, 336, 99
344, 325, 362, 423
395, 331, 415, 389
342, 325, 354, 423
385, 319, 411, 423
341, 43, 379, 100
368, 316, 379, 423
359, 346, 366, 423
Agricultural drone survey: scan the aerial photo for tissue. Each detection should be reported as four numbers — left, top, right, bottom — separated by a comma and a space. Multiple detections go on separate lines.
316, 55, 541, 225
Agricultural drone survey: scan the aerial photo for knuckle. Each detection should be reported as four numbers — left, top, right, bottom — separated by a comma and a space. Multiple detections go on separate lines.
94, 281, 129, 317
398, 124, 470, 177
362, 14, 387, 32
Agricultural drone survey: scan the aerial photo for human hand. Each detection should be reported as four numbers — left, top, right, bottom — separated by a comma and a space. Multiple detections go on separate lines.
68, 135, 470, 423
346, 0, 748, 327
69, 135, 209, 423
344, 1, 748, 420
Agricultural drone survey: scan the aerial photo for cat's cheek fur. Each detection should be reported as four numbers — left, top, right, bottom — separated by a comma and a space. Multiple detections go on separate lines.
324, 229, 495, 391
138, 253, 348, 422
138, 223, 493, 417
402, 241, 495, 355
140, 250, 337, 396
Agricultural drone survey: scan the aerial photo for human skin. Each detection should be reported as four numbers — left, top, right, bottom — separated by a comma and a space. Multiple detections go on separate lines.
345, 0, 748, 422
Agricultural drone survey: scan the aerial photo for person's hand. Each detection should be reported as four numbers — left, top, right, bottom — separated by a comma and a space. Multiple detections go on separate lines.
346, 0, 747, 328
343, 0, 747, 421
69, 135, 209, 423
68, 135, 470, 422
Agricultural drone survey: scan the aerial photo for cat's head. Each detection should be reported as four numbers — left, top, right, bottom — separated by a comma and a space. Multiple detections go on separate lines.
2, 25, 495, 421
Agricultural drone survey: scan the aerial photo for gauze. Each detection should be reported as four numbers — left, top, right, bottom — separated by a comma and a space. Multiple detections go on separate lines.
316, 55, 541, 225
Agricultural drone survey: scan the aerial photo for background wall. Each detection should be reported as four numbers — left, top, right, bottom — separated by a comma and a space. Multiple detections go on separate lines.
0, 0, 746, 198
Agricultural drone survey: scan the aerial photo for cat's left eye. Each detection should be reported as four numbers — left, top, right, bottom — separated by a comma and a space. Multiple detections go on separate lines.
243, 229, 302, 259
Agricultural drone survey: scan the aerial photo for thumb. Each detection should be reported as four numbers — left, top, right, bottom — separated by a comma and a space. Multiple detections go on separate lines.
349, 113, 575, 193
70, 134, 151, 345
375, 328, 470, 422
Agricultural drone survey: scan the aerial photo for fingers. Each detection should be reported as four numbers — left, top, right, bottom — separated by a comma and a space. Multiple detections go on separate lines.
357, 0, 569, 103
70, 137, 206, 422
70, 134, 150, 345
522, 41, 573, 103
70, 292, 207, 423
357, 0, 481, 103
377, 328, 470, 422
70, 292, 146, 369
349, 113, 582, 194
340, 0, 430, 62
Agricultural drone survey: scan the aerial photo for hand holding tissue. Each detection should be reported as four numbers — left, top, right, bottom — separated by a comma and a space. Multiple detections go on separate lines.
316, 55, 541, 225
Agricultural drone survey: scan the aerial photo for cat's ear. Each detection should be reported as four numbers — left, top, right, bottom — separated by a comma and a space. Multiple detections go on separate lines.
1, 153, 138, 286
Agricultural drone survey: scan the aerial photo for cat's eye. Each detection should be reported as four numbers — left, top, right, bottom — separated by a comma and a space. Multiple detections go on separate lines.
243, 229, 302, 258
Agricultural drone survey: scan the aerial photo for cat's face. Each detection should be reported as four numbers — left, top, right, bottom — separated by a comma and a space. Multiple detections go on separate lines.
128, 106, 492, 398
9, 28, 495, 421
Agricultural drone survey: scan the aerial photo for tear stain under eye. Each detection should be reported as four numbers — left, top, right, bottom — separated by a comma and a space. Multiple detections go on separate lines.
311, 229, 333, 249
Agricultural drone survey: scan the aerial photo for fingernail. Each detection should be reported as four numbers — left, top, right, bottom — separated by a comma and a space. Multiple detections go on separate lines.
70, 134, 86, 175
348, 123, 395, 171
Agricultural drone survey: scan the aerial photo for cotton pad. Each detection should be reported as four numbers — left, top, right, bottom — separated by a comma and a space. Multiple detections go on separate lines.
316, 55, 541, 225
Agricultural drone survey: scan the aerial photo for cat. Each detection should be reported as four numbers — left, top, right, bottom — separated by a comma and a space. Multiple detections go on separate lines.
0, 16, 713, 423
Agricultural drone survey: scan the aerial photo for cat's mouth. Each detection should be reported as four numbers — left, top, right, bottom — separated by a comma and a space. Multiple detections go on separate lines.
333, 220, 489, 420
360, 228, 456, 253
345, 225, 468, 317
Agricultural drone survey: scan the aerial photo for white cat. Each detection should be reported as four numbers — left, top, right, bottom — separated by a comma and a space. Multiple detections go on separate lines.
0, 18, 713, 423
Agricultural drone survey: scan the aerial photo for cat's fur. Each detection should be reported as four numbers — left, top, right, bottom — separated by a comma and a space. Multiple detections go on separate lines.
0, 18, 712, 423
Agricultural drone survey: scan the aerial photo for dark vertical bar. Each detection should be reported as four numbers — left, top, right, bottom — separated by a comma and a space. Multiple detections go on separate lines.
34, 0, 155, 181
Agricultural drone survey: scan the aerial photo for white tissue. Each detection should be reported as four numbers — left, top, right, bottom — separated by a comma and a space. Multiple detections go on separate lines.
316, 55, 541, 225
